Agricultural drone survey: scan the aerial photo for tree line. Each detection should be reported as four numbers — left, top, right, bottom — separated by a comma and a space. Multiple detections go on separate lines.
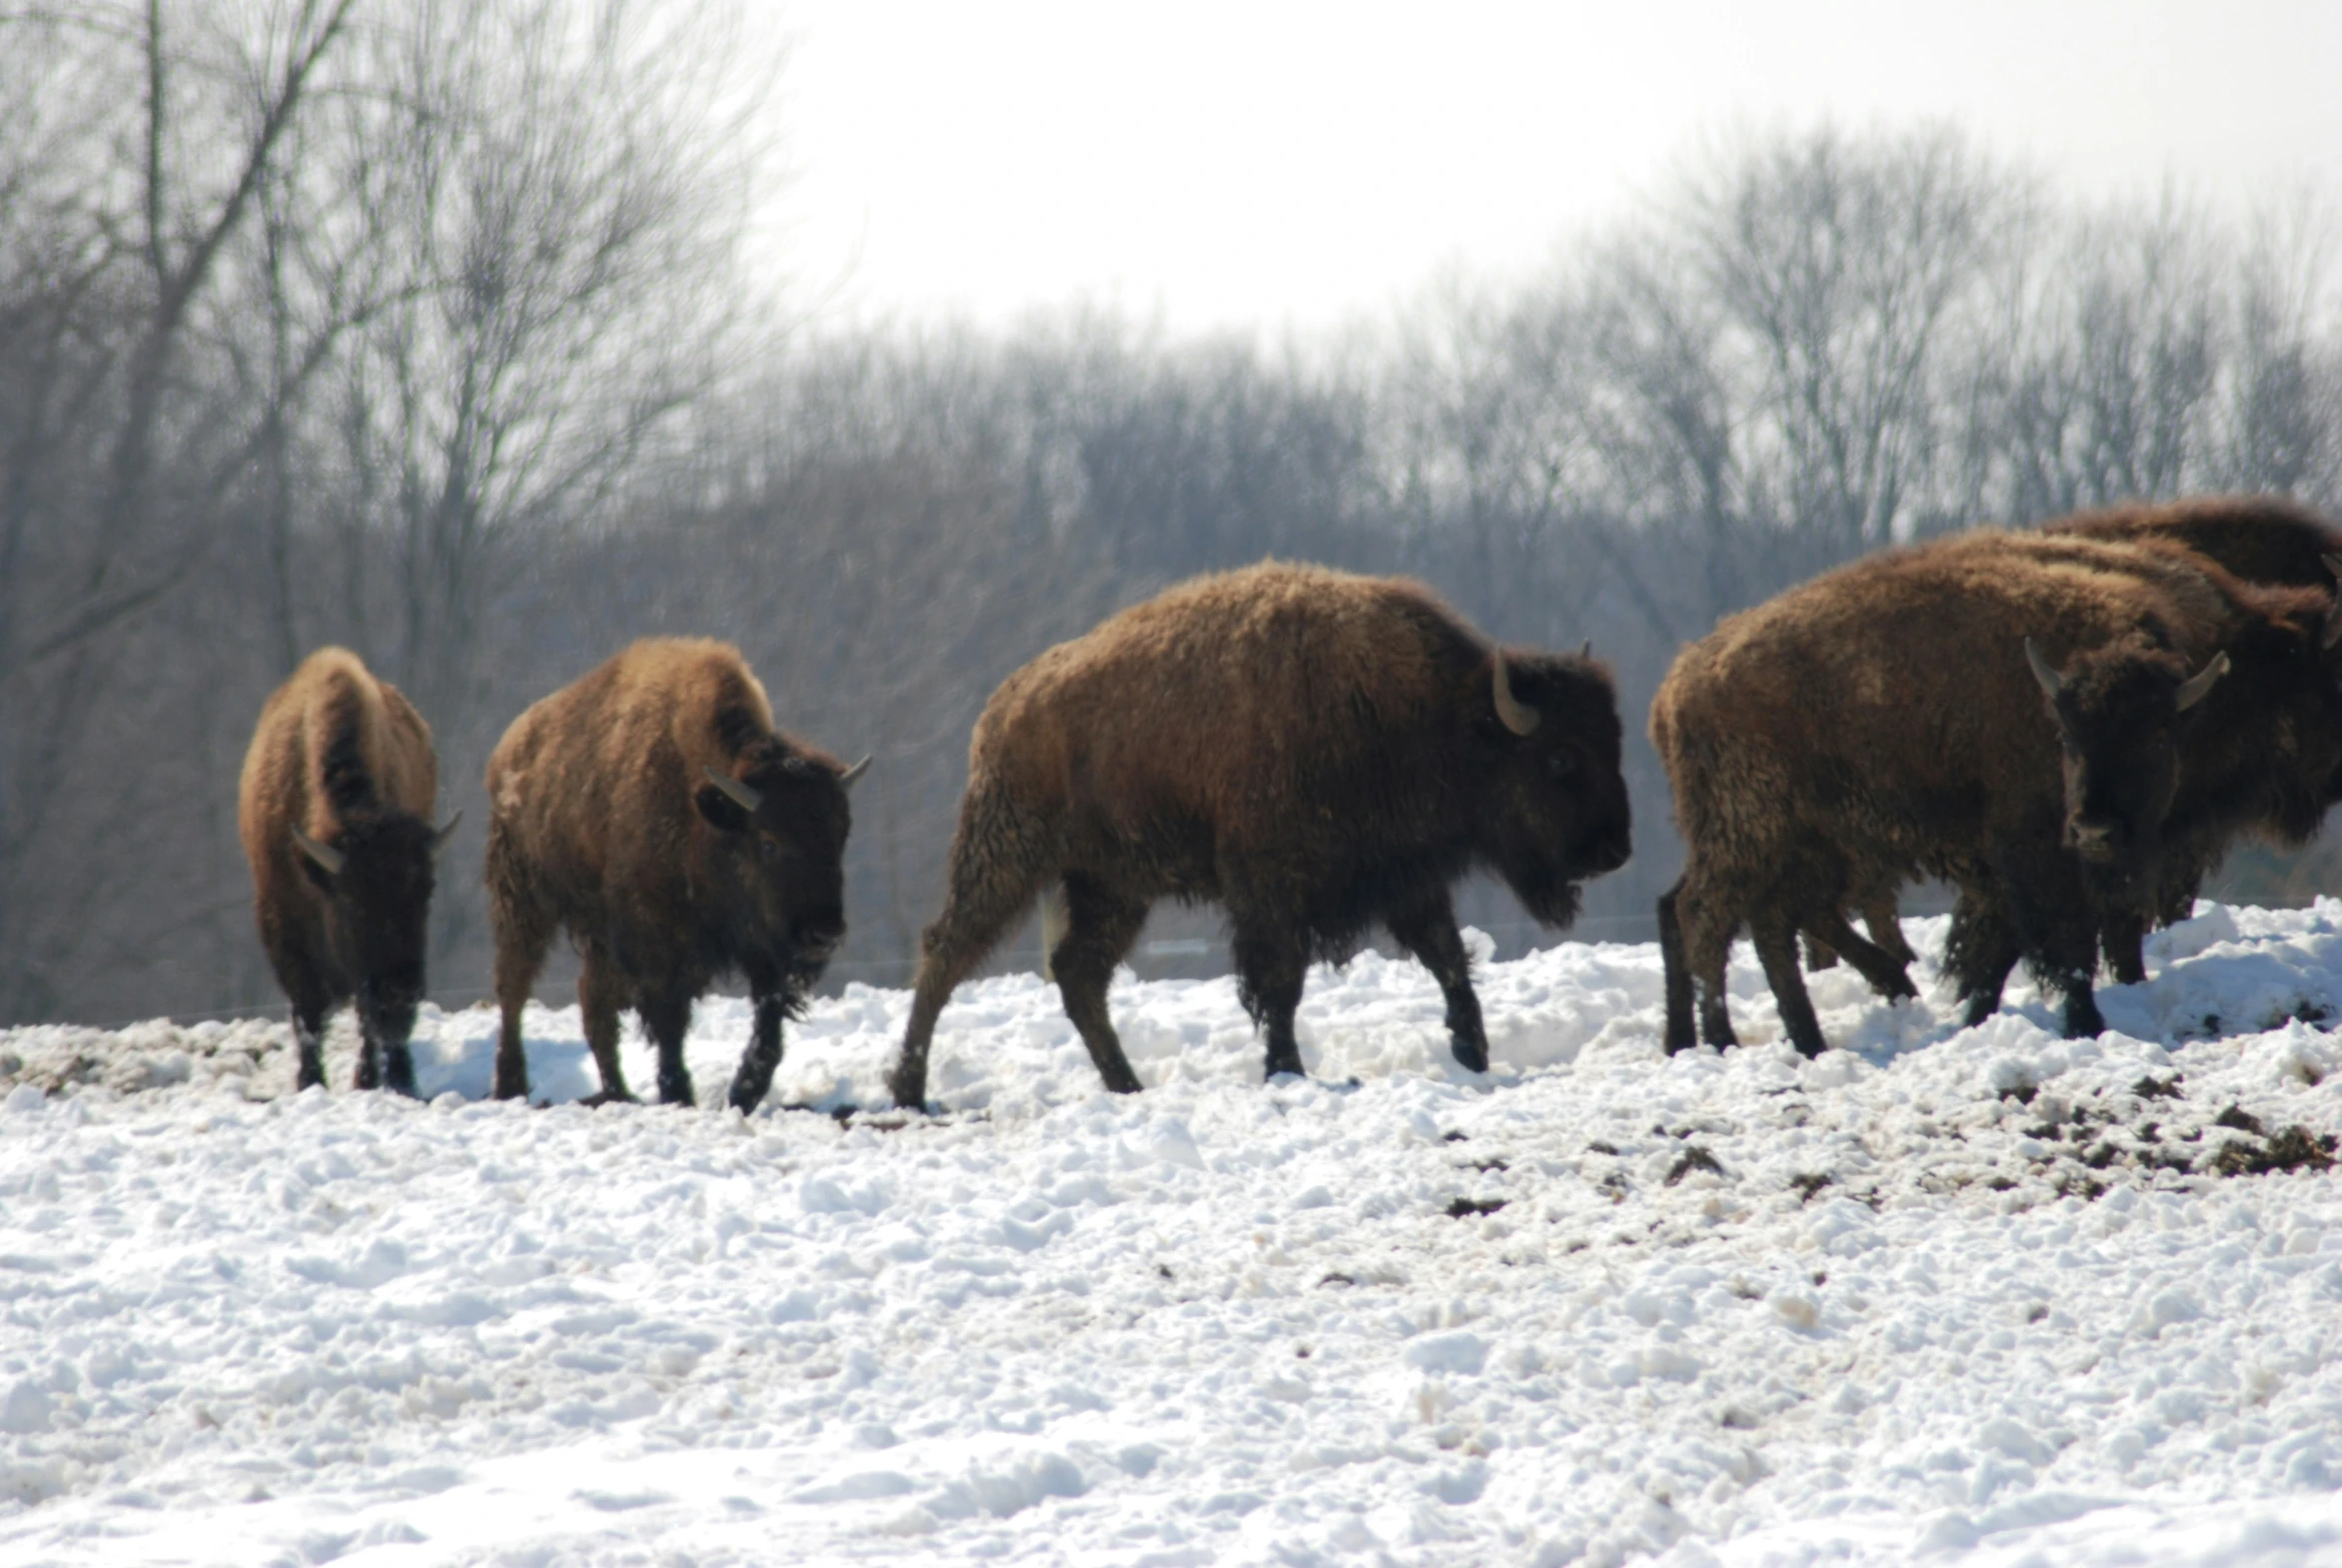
5, 0, 2338, 1027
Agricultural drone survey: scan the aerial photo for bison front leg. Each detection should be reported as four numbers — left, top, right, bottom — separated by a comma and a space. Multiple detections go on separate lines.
290, 1000, 331, 1093
728, 989, 789, 1115
1053, 877, 1148, 1095
1751, 904, 1829, 1059
638, 986, 697, 1107
1232, 924, 1310, 1082
1386, 895, 1488, 1074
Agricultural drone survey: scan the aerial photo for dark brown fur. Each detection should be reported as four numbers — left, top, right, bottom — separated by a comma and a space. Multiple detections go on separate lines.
484, 639, 858, 1113
2045, 496, 2342, 981
1652, 529, 2282, 1056
884, 561, 1633, 1106
239, 647, 443, 1094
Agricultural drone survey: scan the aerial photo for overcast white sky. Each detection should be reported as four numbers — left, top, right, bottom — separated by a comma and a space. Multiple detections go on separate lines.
768, 0, 2342, 337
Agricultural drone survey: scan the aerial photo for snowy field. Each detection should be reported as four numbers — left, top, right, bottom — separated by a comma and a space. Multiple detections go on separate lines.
5, 904, 2342, 1567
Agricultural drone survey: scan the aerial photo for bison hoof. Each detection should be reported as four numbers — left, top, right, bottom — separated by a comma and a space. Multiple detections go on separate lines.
1450, 1038, 1489, 1074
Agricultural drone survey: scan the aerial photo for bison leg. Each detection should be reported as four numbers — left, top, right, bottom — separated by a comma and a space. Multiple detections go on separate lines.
1945, 891, 2023, 1027
577, 946, 637, 1105
1658, 882, 1698, 1053
290, 999, 332, 1093
1052, 877, 1148, 1095
1805, 910, 1917, 1002
888, 795, 1055, 1110
1751, 906, 1828, 1059
487, 833, 553, 1103
1668, 873, 1741, 1051
728, 988, 789, 1115
1865, 896, 1917, 968
1386, 895, 1489, 1074
1803, 934, 1841, 972
2100, 906, 2149, 987
1231, 924, 1310, 1082
638, 986, 696, 1107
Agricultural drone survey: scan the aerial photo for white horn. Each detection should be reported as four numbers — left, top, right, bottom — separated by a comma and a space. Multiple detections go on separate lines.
292, 826, 345, 877
431, 810, 463, 856
2023, 637, 2064, 700
838, 755, 872, 790
1491, 650, 1540, 737
2174, 650, 2229, 712
703, 767, 763, 813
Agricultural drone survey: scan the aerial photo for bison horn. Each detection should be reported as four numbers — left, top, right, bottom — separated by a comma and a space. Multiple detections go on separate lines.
1491, 650, 1541, 737
2023, 637, 2064, 700
703, 767, 764, 813
291, 826, 345, 878
2174, 650, 2229, 712
431, 810, 463, 856
1579, 639, 1592, 658
839, 755, 872, 790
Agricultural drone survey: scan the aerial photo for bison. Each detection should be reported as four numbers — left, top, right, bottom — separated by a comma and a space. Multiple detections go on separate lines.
239, 647, 457, 1095
1652, 528, 2291, 1057
484, 639, 866, 1112
2045, 496, 2342, 981
883, 561, 1633, 1107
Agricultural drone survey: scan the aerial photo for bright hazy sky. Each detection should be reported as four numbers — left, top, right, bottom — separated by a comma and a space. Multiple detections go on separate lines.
770, 0, 2342, 336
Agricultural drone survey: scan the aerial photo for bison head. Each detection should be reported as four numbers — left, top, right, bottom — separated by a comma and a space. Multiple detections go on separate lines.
2025, 635, 2223, 900
291, 809, 459, 1047
695, 750, 868, 976
1474, 648, 1633, 926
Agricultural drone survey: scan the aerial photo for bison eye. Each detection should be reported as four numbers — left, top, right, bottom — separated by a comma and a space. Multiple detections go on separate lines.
758, 837, 779, 860
1547, 752, 1580, 783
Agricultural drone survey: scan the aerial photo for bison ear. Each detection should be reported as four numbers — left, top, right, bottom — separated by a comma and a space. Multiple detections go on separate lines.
695, 783, 753, 835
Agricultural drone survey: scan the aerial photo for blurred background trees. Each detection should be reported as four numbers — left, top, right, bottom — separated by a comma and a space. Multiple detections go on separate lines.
4, 0, 2339, 1025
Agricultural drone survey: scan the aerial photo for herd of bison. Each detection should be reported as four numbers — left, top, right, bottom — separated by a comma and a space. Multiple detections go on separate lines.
236, 494, 2342, 1113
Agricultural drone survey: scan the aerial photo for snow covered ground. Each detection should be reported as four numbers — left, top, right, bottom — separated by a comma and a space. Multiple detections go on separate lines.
5, 902, 2342, 1567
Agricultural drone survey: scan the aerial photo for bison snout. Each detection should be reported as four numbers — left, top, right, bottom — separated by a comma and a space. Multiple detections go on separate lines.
792, 917, 845, 959
1578, 826, 1631, 877
2066, 819, 2117, 862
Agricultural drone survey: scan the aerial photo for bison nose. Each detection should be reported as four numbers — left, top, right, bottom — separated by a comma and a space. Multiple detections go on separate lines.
1583, 830, 1632, 876
2067, 819, 2117, 862
794, 917, 845, 957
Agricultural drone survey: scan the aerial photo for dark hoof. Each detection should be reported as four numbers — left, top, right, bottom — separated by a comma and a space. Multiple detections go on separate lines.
1450, 1039, 1490, 1075
577, 1090, 638, 1109
884, 1070, 927, 1110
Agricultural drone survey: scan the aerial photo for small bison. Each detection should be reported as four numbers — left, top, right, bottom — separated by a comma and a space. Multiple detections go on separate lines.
484, 639, 865, 1113
884, 562, 1632, 1107
1653, 529, 2268, 1057
239, 647, 457, 1095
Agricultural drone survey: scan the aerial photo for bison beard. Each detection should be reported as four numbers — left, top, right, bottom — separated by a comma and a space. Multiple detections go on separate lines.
883, 562, 1632, 1108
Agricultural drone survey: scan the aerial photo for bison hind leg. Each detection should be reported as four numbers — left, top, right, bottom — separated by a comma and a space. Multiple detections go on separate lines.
888, 795, 1060, 1110
1665, 872, 1741, 1052
1051, 876, 1149, 1095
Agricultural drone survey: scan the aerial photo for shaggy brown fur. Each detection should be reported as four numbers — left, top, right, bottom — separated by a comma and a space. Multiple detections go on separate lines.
2046, 496, 2342, 981
1652, 529, 2278, 1057
239, 647, 446, 1094
884, 561, 1633, 1107
484, 639, 860, 1112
